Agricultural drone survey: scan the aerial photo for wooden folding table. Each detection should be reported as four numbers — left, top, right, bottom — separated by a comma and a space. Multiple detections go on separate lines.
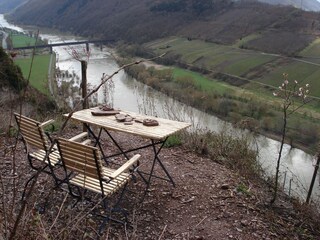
67, 107, 191, 192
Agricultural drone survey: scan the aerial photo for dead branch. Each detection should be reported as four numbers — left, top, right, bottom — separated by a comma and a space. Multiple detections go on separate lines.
0, 174, 8, 239
158, 224, 167, 240
48, 192, 68, 231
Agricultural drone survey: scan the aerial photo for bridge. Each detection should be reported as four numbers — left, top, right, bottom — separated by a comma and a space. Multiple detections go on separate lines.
11, 39, 115, 52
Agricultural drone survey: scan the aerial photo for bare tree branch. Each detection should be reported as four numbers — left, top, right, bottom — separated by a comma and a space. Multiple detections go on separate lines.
9, 50, 166, 239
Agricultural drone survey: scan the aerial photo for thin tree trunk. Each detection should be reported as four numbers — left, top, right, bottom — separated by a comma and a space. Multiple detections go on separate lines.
270, 107, 287, 204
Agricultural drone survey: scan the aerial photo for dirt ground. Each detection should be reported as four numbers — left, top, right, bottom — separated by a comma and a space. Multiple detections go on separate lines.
0, 128, 319, 240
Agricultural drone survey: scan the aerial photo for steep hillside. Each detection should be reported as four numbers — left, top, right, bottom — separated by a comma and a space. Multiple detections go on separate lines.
8, 0, 320, 55
0, 0, 28, 14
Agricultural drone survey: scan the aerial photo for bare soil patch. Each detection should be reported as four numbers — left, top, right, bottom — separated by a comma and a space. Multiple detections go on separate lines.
1, 127, 319, 239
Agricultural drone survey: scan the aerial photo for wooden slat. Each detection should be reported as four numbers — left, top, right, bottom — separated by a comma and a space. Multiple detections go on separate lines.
39, 119, 54, 127
69, 132, 88, 142
102, 168, 129, 181
63, 162, 98, 179
60, 153, 96, 167
59, 140, 97, 154
22, 137, 44, 149
29, 149, 60, 165
81, 139, 91, 145
65, 108, 191, 140
72, 174, 127, 189
70, 174, 131, 196
58, 138, 101, 179
59, 155, 99, 178
58, 137, 134, 198
15, 113, 50, 151
109, 154, 140, 179
14, 113, 39, 124
58, 145, 96, 162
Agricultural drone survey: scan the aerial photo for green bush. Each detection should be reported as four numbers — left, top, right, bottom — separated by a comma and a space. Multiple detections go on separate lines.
0, 47, 26, 91
164, 135, 182, 148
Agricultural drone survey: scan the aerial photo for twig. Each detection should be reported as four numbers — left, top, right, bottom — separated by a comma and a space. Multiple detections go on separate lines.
56, 194, 107, 237
125, 223, 129, 240
0, 174, 8, 239
38, 214, 49, 240
1, 175, 19, 179
158, 225, 167, 240
195, 216, 207, 228
49, 192, 68, 231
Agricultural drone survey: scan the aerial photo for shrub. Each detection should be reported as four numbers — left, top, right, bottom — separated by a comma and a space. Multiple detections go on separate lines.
0, 47, 26, 91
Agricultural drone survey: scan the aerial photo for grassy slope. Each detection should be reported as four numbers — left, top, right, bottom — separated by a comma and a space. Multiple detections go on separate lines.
14, 54, 51, 95
172, 68, 236, 94
150, 37, 276, 76
10, 34, 37, 48
147, 37, 320, 102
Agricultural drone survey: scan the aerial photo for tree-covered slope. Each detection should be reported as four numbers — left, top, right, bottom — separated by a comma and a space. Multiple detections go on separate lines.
8, 0, 320, 55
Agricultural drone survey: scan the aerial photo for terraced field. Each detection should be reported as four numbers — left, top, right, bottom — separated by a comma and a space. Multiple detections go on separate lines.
146, 37, 320, 100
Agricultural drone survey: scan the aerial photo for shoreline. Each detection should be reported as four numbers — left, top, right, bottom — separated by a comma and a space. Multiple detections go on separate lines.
117, 55, 316, 155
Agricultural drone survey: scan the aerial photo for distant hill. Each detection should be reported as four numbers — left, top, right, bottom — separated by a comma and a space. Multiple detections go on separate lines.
0, 0, 28, 14
7, 0, 320, 55
257, 0, 320, 11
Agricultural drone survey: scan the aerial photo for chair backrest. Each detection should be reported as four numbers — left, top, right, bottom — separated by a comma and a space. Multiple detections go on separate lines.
57, 138, 103, 180
14, 113, 50, 152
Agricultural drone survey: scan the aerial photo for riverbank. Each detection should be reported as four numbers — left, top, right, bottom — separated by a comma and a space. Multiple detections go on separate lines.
115, 51, 319, 155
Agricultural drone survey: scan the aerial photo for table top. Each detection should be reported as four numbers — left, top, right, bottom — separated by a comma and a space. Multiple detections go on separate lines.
67, 108, 191, 140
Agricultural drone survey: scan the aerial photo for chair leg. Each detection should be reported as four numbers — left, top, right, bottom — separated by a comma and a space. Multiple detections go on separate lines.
28, 155, 42, 171
28, 155, 66, 187
97, 183, 129, 235
21, 173, 37, 201
34, 187, 55, 214
67, 184, 92, 208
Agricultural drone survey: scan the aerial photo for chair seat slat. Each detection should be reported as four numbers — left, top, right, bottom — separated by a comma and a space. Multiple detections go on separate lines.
57, 138, 140, 201
70, 174, 131, 196
29, 149, 60, 165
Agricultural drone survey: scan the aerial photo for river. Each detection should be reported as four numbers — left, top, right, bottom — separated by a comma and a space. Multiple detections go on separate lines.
1, 14, 319, 202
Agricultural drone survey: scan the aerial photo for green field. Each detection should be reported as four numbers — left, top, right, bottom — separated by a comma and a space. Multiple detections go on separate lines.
146, 37, 320, 100
10, 34, 37, 48
172, 67, 236, 94
233, 34, 261, 48
15, 54, 51, 95
299, 38, 320, 58
148, 37, 276, 76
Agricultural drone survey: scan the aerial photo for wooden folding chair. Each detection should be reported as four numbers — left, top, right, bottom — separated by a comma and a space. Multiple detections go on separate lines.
56, 137, 141, 232
14, 113, 87, 186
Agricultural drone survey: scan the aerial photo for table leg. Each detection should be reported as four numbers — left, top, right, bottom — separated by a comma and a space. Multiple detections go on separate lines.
151, 139, 175, 187
85, 124, 108, 164
104, 129, 148, 184
102, 130, 175, 191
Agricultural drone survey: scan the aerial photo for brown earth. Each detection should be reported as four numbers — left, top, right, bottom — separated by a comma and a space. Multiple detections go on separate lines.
1, 125, 320, 240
